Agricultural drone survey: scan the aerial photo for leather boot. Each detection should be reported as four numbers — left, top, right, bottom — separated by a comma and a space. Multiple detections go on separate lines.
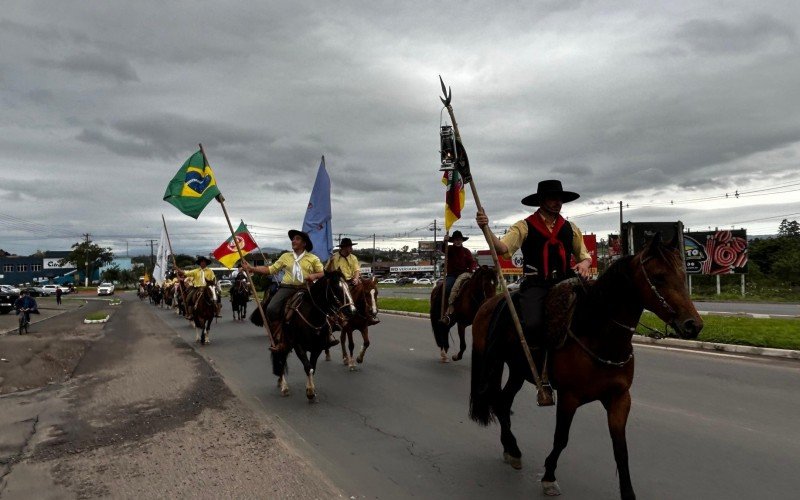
268, 322, 289, 352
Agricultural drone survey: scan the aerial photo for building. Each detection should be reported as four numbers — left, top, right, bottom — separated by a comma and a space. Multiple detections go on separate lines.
0, 251, 103, 286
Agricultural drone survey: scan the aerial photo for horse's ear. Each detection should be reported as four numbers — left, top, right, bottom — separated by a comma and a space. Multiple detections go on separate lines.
644, 232, 663, 255
372, 276, 377, 283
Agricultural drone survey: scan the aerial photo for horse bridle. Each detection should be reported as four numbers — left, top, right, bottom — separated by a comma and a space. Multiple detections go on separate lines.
293, 275, 355, 330
639, 255, 678, 318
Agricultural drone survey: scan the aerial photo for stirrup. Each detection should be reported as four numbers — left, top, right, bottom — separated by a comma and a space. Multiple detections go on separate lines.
536, 384, 555, 407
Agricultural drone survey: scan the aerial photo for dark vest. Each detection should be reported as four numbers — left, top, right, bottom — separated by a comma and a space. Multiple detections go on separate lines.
521, 217, 575, 282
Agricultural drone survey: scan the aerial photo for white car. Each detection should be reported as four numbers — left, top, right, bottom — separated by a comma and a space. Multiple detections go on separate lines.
377, 278, 397, 284
97, 282, 115, 296
0, 284, 21, 294
413, 278, 433, 285
217, 279, 232, 288
42, 284, 71, 294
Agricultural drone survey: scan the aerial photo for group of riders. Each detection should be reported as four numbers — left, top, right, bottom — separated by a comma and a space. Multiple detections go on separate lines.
141, 178, 591, 363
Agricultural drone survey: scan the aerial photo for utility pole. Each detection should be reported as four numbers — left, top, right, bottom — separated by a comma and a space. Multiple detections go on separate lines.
371, 234, 376, 265
619, 200, 623, 235
83, 233, 90, 287
429, 219, 438, 277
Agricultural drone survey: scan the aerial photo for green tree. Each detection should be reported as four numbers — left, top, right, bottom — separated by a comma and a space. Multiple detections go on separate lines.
101, 265, 122, 283
60, 240, 114, 283
778, 219, 800, 237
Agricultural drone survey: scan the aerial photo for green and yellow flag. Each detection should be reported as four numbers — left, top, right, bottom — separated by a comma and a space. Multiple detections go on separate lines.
163, 150, 221, 219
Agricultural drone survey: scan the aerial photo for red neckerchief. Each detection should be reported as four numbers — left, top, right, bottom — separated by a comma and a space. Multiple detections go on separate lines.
525, 210, 567, 277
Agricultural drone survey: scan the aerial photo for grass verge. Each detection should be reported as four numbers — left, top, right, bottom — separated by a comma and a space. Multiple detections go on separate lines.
85, 311, 109, 321
379, 299, 800, 351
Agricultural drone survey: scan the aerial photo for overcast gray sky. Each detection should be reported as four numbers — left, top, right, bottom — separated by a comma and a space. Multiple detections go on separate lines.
2, 0, 799, 256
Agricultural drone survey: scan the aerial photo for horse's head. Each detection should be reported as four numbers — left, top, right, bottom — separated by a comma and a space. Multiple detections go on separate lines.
634, 233, 703, 339
474, 265, 498, 299
355, 276, 379, 321
317, 270, 356, 318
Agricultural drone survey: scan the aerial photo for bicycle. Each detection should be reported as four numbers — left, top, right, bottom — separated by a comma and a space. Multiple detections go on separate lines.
17, 307, 31, 335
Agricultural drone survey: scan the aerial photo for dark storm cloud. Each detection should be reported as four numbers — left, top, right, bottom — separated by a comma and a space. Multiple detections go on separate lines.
676, 15, 796, 55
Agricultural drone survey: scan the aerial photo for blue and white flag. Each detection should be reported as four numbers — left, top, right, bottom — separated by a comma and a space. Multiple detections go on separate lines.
302, 156, 333, 261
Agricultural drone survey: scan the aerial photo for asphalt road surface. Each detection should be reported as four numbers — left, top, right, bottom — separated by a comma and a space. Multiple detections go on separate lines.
151, 298, 800, 499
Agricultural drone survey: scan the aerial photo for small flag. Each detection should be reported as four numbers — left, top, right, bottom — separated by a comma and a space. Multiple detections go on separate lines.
302, 156, 334, 260
163, 150, 221, 219
442, 169, 465, 231
152, 225, 170, 284
213, 221, 258, 269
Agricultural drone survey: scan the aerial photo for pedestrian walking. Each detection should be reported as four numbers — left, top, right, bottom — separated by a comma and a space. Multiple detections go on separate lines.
55, 287, 62, 306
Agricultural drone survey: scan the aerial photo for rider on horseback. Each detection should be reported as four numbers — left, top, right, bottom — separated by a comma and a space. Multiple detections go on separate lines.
243, 230, 340, 352
177, 255, 221, 318
438, 230, 476, 326
476, 180, 591, 339
326, 238, 379, 327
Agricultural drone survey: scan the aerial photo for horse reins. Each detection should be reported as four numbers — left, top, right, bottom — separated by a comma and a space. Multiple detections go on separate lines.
291, 276, 354, 331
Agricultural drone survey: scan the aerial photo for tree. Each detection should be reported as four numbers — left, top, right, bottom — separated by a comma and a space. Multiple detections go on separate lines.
60, 240, 114, 283
101, 265, 122, 283
778, 219, 800, 237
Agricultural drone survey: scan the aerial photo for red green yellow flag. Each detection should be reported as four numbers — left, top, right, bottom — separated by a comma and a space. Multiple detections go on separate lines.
213, 221, 258, 269
442, 169, 465, 231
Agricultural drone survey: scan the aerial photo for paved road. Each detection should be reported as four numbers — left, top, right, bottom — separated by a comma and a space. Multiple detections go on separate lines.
151, 299, 800, 499
379, 287, 800, 317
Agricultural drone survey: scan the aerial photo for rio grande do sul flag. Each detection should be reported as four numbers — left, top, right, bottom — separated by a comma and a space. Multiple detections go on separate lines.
442, 169, 464, 231
163, 150, 221, 219
212, 221, 258, 269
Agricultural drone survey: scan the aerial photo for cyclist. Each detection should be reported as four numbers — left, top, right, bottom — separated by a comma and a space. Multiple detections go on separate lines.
15, 290, 38, 332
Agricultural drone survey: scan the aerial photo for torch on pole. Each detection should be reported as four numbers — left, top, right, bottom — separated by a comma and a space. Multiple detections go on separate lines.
437, 76, 552, 406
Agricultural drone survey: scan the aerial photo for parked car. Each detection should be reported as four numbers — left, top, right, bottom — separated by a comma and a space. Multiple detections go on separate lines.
1, 284, 21, 294
413, 278, 433, 285
218, 279, 232, 288
0, 288, 20, 314
377, 278, 397, 284
396, 277, 415, 286
42, 284, 71, 295
97, 282, 115, 296
21, 287, 51, 297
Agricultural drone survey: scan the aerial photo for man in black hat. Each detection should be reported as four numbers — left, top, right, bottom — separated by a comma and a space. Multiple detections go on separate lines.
244, 229, 340, 351
438, 230, 476, 326
177, 255, 221, 319
476, 179, 591, 338
326, 238, 361, 286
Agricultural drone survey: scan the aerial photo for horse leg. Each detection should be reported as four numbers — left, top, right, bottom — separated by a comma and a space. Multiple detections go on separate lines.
603, 391, 635, 500
293, 345, 316, 401
346, 329, 357, 371
452, 323, 467, 361
496, 369, 525, 469
542, 393, 580, 496
356, 328, 370, 364
205, 317, 212, 344
340, 329, 349, 366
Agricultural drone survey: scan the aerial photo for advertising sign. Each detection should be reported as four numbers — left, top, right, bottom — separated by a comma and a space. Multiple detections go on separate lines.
684, 230, 747, 274
360, 266, 372, 274
608, 234, 622, 259
43, 258, 72, 269
418, 241, 439, 252
389, 265, 435, 273
476, 249, 523, 275
571, 234, 598, 275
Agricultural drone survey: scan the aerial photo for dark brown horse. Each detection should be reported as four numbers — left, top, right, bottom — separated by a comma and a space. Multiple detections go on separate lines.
189, 286, 216, 345
339, 277, 379, 370
430, 266, 498, 361
230, 279, 250, 321
469, 234, 702, 499
251, 271, 355, 400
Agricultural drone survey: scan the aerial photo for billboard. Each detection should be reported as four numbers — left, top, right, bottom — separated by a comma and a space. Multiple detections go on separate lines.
684, 230, 747, 274
418, 241, 439, 252
476, 249, 523, 275
389, 265, 434, 273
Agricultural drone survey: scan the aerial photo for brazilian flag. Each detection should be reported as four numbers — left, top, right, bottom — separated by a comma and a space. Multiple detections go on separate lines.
163, 150, 221, 219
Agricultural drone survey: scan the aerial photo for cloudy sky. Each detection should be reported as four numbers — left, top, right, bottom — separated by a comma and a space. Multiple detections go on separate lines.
2, 0, 799, 257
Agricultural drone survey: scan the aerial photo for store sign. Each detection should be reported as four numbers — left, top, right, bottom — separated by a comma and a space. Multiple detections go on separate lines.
684, 230, 747, 274
43, 259, 72, 269
389, 265, 434, 273
360, 266, 372, 274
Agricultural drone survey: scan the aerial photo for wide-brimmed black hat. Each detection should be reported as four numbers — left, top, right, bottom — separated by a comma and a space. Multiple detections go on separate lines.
337, 237, 357, 248
450, 230, 469, 241
196, 255, 211, 265
288, 229, 313, 252
521, 180, 580, 207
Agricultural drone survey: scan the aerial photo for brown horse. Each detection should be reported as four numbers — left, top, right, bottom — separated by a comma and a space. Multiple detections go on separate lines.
189, 286, 216, 345
430, 265, 498, 361
230, 279, 250, 321
469, 234, 702, 499
340, 277, 379, 370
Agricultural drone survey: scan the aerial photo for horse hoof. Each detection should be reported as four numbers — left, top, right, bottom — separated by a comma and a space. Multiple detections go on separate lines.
542, 480, 561, 496
342, 357, 349, 366
349, 364, 357, 372
325, 352, 331, 361
356, 355, 364, 364
306, 389, 316, 400
281, 388, 290, 397
503, 452, 522, 470
452, 353, 462, 361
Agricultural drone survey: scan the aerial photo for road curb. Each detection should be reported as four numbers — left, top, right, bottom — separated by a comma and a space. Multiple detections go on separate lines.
697, 310, 800, 319
0, 300, 87, 336
381, 309, 800, 361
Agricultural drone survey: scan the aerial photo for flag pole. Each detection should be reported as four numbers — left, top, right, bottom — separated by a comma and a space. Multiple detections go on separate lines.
199, 143, 275, 349
243, 223, 274, 301
439, 78, 551, 406
161, 214, 190, 317
440, 231, 449, 320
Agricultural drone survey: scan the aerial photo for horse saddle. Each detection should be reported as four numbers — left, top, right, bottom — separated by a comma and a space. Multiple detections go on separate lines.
544, 278, 584, 349
283, 290, 306, 323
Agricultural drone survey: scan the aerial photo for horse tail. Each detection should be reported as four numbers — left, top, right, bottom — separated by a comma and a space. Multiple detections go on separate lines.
429, 284, 449, 349
469, 298, 504, 426
250, 297, 267, 326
